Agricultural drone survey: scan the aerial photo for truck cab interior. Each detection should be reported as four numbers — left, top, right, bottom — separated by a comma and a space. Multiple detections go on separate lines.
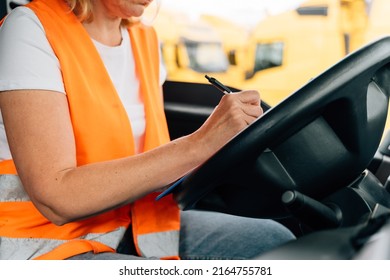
2, 0, 390, 260
163, 36, 390, 259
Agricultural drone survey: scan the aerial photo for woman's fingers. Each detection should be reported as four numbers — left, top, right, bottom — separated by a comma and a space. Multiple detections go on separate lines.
222, 90, 263, 123
194, 89, 264, 154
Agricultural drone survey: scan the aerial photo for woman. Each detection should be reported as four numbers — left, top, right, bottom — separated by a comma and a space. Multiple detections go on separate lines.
0, 0, 295, 260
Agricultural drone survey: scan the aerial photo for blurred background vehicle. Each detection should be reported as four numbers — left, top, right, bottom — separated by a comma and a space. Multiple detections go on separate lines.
154, 0, 390, 131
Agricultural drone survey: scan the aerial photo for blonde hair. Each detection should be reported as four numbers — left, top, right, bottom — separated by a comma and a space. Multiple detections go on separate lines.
66, 0, 133, 26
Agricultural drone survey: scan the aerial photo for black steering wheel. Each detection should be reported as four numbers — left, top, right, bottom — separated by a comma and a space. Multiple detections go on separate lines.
173, 36, 390, 221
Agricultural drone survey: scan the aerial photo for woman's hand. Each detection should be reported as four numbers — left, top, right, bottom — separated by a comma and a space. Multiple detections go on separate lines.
193, 90, 263, 157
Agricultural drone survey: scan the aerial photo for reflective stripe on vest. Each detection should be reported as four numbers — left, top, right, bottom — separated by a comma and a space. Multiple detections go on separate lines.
137, 230, 180, 258
0, 0, 180, 260
0, 174, 124, 259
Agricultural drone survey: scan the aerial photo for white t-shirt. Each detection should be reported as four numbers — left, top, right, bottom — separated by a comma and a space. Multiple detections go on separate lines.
0, 7, 166, 160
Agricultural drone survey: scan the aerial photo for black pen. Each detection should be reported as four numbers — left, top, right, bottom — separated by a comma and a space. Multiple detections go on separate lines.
205, 75, 232, 94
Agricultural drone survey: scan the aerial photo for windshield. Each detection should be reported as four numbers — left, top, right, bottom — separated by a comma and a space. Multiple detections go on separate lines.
183, 41, 229, 73
253, 42, 284, 73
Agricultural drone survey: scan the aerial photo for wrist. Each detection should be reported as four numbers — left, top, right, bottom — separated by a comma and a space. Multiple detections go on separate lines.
186, 130, 216, 164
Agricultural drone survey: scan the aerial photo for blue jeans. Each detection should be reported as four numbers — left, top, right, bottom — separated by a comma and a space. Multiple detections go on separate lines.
68, 210, 295, 260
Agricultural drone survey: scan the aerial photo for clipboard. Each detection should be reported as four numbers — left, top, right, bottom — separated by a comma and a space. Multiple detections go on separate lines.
155, 175, 187, 201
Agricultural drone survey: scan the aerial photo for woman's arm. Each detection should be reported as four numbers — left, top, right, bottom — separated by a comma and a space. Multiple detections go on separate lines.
0, 88, 261, 225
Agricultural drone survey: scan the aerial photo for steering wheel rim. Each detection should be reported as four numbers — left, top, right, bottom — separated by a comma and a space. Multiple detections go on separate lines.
173, 37, 390, 219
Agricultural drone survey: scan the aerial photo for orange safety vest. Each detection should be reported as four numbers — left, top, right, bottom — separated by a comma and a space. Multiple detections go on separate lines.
0, 0, 180, 260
